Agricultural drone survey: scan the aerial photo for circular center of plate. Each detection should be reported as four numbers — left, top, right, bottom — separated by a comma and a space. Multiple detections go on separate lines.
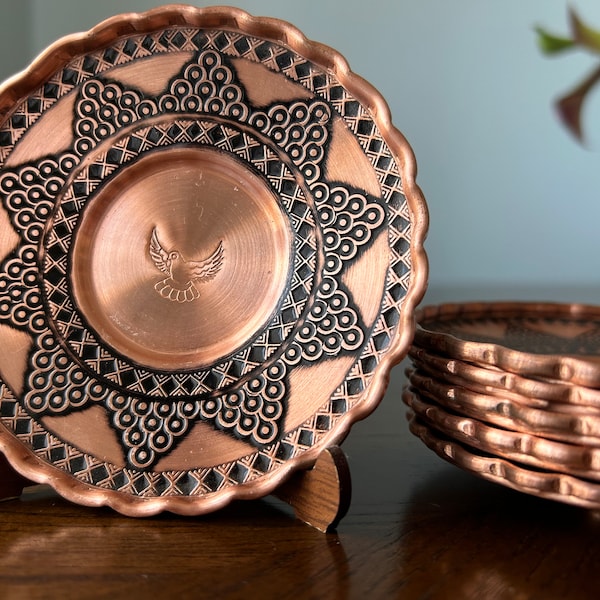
71, 147, 291, 370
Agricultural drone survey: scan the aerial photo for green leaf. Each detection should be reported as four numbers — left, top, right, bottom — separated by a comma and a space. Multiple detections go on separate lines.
569, 8, 600, 53
534, 26, 575, 54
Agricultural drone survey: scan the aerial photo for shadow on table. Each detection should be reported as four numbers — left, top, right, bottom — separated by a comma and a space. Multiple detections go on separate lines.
398, 467, 600, 599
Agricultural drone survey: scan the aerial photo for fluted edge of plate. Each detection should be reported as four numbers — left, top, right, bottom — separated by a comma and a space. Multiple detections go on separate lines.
407, 414, 600, 510
414, 301, 600, 387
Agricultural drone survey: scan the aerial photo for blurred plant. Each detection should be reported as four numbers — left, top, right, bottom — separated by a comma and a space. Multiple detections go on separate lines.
536, 7, 600, 143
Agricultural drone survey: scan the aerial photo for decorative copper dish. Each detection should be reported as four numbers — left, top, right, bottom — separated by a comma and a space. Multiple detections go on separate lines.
414, 302, 600, 387
404, 388, 600, 482
0, 5, 428, 515
408, 346, 600, 409
408, 416, 600, 510
404, 301, 600, 508
407, 369, 600, 446
409, 359, 600, 416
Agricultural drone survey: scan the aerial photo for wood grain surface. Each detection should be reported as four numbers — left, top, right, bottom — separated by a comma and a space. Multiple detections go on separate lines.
1, 363, 600, 599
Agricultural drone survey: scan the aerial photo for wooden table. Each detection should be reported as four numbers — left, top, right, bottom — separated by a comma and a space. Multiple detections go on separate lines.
2, 288, 600, 599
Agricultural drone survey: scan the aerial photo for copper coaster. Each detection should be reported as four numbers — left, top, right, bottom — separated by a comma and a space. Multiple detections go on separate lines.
408, 416, 600, 510
403, 387, 600, 482
414, 302, 600, 387
0, 6, 428, 515
407, 370, 600, 447
408, 346, 600, 410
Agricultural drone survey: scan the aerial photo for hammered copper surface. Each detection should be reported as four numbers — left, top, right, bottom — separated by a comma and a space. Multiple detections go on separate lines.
0, 5, 428, 515
407, 416, 600, 510
409, 346, 600, 409
403, 387, 600, 482
414, 302, 600, 387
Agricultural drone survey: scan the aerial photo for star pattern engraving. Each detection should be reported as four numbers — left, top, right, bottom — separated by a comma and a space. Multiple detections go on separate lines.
0, 37, 389, 471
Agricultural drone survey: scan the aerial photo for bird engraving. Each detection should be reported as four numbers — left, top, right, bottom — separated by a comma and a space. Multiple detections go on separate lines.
149, 227, 224, 303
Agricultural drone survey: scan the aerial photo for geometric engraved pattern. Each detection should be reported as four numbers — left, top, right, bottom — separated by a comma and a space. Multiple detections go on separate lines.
0, 27, 412, 492
43, 118, 316, 398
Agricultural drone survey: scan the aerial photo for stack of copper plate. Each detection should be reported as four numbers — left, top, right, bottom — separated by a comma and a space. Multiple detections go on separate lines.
403, 301, 600, 508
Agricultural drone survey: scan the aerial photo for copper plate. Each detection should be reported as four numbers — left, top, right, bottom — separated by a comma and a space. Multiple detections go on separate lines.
408, 346, 600, 410
403, 387, 600, 482
418, 366, 600, 416
407, 369, 600, 447
407, 415, 600, 510
414, 302, 600, 387
0, 5, 428, 515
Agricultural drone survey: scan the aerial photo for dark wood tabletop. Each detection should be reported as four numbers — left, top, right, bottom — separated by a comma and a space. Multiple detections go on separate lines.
2, 288, 600, 599
2, 365, 599, 599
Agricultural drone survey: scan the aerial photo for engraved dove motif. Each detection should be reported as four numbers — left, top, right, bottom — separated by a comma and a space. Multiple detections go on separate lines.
149, 227, 224, 303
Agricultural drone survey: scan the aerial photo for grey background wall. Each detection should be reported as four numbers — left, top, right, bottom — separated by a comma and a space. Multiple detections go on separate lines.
1, 0, 600, 295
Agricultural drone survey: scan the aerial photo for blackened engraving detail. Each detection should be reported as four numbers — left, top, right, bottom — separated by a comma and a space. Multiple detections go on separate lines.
44, 118, 315, 399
